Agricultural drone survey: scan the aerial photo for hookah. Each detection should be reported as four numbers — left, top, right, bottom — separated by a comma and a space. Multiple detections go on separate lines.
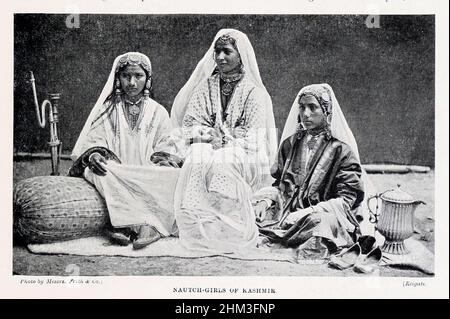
28, 71, 62, 176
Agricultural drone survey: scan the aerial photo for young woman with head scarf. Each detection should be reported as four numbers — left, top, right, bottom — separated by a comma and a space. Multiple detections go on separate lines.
69, 52, 178, 250
253, 83, 375, 257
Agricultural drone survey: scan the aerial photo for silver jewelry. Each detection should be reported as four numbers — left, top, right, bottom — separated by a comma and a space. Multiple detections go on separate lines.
125, 97, 143, 116
220, 72, 243, 96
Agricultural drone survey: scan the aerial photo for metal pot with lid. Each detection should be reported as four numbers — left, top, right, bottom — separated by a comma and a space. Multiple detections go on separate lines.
368, 184, 425, 255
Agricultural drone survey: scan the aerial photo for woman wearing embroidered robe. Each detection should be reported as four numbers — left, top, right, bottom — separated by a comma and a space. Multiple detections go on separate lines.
164, 29, 278, 254
253, 84, 367, 256
70, 52, 178, 249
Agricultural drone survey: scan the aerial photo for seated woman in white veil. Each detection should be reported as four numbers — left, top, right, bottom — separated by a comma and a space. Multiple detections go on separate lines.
252, 83, 376, 258
69, 52, 180, 250
158, 29, 278, 254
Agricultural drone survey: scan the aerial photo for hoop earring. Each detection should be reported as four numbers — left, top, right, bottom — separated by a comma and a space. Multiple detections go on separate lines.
144, 78, 152, 99
115, 79, 122, 95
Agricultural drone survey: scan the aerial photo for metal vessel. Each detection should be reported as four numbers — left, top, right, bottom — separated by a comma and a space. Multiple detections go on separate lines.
368, 184, 425, 254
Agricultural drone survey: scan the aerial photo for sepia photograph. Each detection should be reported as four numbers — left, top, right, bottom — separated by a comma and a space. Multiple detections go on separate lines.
2, 0, 448, 300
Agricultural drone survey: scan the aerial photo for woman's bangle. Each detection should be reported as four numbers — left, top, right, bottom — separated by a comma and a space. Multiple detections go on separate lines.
259, 199, 272, 208
88, 152, 101, 163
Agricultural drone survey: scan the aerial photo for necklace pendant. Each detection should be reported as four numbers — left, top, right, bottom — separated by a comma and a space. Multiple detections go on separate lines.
221, 82, 233, 96
129, 104, 140, 116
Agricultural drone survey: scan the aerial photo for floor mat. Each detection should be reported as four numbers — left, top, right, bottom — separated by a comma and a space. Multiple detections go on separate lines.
27, 236, 298, 263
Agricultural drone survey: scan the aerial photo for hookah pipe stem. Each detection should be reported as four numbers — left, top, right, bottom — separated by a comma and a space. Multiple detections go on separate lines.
29, 71, 60, 175
30, 71, 53, 128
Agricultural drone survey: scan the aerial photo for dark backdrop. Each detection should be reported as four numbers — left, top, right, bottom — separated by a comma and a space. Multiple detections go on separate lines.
13, 14, 435, 165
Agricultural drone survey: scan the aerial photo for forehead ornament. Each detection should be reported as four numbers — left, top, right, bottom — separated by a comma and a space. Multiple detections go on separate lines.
115, 53, 152, 74
214, 34, 237, 48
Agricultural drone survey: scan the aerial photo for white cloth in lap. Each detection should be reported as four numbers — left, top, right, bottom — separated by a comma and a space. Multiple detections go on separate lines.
175, 144, 259, 253
84, 163, 178, 236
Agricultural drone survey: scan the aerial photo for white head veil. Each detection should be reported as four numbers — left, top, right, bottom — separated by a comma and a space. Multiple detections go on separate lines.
71, 52, 153, 160
281, 83, 361, 161
170, 29, 278, 164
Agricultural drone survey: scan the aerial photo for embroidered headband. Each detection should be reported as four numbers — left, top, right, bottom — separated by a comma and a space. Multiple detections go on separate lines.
214, 34, 238, 50
298, 85, 332, 116
115, 53, 152, 75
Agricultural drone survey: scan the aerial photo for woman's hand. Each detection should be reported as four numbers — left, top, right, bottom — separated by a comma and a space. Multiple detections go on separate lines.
233, 126, 247, 139
253, 200, 269, 222
89, 152, 107, 176
154, 158, 182, 168
211, 136, 223, 149
154, 160, 178, 168
192, 127, 216, 144
151, 152, 183, 168
282, 208, 314, 228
